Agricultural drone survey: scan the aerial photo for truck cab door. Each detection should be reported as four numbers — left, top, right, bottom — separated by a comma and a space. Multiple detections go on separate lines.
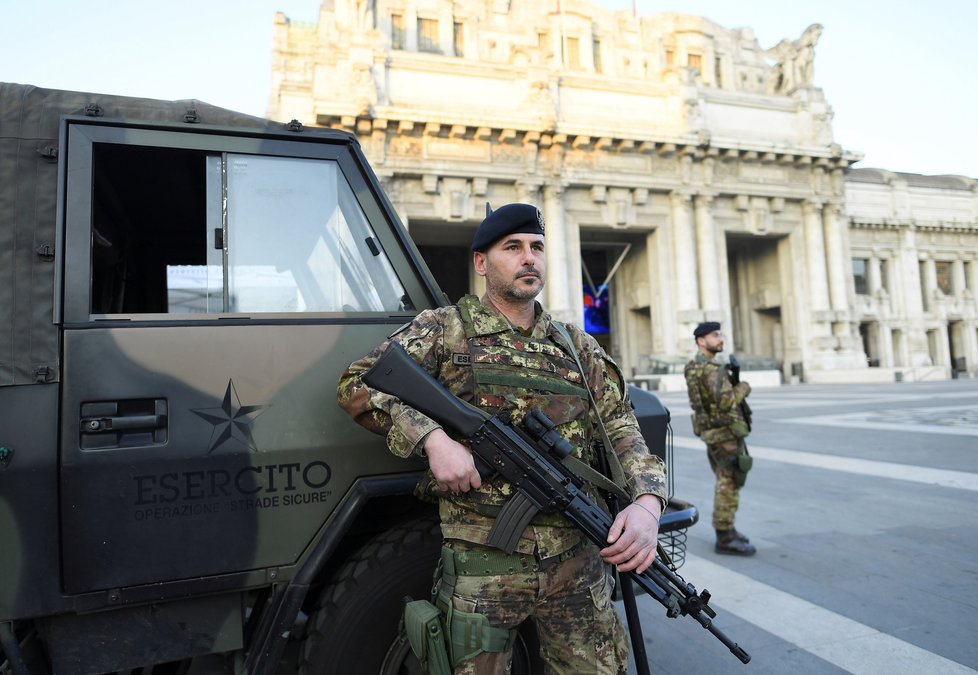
58, 119, 436, 596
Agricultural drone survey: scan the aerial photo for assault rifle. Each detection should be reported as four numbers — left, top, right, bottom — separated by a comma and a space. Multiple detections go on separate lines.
362, 342, 751, 665
727, 354, 753, 432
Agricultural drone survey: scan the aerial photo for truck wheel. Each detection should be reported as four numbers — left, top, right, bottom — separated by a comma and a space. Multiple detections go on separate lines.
297, 518, 543, 674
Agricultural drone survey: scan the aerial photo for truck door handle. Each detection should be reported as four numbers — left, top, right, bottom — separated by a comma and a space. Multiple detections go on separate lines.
81, 414, 168, 433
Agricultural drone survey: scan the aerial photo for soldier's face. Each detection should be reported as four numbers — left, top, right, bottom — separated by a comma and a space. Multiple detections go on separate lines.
474, 234, 546, 302
698, 330, 724, 354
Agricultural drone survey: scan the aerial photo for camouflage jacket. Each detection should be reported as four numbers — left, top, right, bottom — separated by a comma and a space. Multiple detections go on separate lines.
683, 352, 751, 445
337, 294, 667, 558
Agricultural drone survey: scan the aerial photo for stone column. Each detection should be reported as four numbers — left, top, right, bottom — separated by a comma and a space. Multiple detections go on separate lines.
694, 194, 721, 315
923, 257, 937, 311
900, 227, 924, 315
822, 202, 849, 315
869, 256, 882, 295
542, 184, 581, 324
803, 200, 830, 315
952, 258, 966, 295
880, 324, 894, 367
670, 191, 700, 350
648, 228, 675, 359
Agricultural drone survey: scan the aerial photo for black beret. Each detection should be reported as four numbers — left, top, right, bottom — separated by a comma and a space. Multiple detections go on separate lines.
471, 203, 545, 251
694, 321, 721, 338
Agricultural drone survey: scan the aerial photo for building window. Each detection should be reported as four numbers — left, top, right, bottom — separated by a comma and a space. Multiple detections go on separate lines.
853, 258, 869, 295
537, 31, 550, 53
664, 48, 675, 66
565, 36, 580, 68
935, 261, 952, 295
879, 258, 889, 293
919, 261, 929, 310
592, 38, 602, 73
453, 21, 464, 57
417, 17, 440, 53
965, 261, 974, 290
687, 53, 702, 73
714, 56, 723, 87
391, 14, 405, 49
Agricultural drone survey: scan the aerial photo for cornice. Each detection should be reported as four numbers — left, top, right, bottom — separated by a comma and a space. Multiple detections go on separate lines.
317, 111, 854, 171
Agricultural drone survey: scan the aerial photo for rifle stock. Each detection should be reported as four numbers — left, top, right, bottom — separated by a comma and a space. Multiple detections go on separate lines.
361, 341, 751, 664
362, 342, 488, 437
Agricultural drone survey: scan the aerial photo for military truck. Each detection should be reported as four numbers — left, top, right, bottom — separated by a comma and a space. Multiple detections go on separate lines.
0, 83, 696, 675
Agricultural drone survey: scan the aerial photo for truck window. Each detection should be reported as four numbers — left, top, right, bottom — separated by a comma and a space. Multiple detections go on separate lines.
90, 143, 410, 315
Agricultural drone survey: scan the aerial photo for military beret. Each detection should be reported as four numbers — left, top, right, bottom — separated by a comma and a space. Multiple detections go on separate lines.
471, 203, 545, 252
693, 321, 721, 338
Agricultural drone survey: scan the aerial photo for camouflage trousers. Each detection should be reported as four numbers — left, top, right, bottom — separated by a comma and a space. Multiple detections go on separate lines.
446, 540, 627, 675
706, 439, 744, 530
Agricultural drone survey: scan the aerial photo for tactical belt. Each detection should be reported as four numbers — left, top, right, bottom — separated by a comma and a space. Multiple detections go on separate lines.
443, 540, 588, 577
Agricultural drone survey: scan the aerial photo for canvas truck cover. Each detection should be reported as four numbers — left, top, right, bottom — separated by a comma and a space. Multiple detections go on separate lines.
0, 82, 283, 386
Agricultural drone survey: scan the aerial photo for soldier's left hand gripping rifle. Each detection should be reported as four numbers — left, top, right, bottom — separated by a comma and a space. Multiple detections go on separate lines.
363, 342, 751, 665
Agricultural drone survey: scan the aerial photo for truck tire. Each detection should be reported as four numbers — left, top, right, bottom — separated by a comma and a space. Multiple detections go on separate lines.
297, 517, 544, 674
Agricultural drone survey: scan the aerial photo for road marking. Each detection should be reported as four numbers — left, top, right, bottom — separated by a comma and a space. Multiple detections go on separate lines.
780, 405, 978, 437
657, 390, 978, 415
681, 555, 978, 674
673, 436, 978, 492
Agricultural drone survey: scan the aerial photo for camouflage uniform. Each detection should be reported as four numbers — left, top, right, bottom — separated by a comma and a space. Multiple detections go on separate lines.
683, 352, 751, 530
338, 294, 667, 674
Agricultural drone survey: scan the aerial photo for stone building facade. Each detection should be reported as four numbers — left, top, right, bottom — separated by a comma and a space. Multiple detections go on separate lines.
846, 170, 978, 380
268, 0, 977, 381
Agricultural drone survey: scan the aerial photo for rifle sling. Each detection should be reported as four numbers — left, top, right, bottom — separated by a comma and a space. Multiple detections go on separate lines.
551, 322, 630, 503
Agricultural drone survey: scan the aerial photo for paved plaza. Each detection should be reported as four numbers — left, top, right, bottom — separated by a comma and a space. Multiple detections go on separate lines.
629, 377, 978, 674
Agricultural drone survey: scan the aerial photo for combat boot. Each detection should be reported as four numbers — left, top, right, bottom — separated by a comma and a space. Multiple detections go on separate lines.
731, 528, 750, 544
715, 529, 756, 556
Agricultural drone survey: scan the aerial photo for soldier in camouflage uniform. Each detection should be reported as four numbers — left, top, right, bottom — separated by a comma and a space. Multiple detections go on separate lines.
683, 322, 757, 556
338, 203, 668, 674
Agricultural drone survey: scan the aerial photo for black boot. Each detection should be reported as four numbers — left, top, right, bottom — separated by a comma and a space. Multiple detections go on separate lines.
731, 528, 751, 544
715, 529, 756, 556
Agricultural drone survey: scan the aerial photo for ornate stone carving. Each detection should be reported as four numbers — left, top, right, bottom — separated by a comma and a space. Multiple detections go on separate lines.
765, 24, 823, 94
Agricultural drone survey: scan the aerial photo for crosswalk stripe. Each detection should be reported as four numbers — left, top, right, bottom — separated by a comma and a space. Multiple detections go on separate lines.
681, 555, 978, 674
672, 436, 978, 492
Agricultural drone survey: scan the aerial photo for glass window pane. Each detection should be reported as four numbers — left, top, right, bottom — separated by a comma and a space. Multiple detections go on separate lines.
566, 37, 580, 68
391, 14, 405, 49
852, 258, 868, 295
225, 154, 408, 313
935, 261, 952, 295
418, 18, 439, 53
166, 154, 226, 314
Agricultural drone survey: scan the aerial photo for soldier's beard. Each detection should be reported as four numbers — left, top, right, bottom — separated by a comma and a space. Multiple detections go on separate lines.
486, 265, 545, 302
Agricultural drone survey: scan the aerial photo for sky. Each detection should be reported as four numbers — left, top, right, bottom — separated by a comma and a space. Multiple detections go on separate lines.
2, 1, 976, 177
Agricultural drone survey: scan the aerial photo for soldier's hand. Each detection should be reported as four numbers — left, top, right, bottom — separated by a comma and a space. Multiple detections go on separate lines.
600, 496, 662, 574
423, 428, 482, 494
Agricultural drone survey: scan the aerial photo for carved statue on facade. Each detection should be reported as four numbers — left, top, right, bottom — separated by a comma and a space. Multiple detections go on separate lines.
765, 23, 823, 94
355, 0, 376, 31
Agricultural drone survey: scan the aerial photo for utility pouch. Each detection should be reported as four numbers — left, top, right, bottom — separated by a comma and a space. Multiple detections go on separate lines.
691, 413, 702, 436
446, 606, 516, 666
733, 448, 753, 488
404, 598, 453, 675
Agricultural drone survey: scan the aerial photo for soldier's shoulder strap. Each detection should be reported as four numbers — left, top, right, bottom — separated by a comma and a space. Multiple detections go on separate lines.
550, 321, 629, 502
